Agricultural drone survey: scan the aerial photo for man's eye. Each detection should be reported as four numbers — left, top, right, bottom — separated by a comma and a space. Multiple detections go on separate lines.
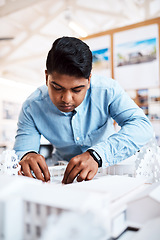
52, 86, 62, 91
72, 89, 81, 93
55, 87, 62, 91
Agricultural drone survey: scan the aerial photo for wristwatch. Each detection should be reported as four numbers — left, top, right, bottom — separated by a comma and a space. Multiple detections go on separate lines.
87, 149, 102, 167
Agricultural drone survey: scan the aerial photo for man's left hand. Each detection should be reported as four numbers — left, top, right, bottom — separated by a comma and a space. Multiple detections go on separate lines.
62, 151, 98, 184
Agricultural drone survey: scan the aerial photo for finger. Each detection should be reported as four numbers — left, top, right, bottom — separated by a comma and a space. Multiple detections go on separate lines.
38, 162, 50, 182
66, 165, 83, 184
31, 162, 45, 181
21, 164, 34, 178
77, 169, 89, 182
62, 161, 76, 184
18, 169, 24, 176
19, 161, 22, 166
86, 170, 96, 181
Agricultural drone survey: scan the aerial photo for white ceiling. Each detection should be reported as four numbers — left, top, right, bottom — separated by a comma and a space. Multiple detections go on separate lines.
0, 0, 160, 86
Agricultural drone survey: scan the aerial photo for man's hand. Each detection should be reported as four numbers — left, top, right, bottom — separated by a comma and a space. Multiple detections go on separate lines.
62, 151, 98, 184
18, 152, 50, 182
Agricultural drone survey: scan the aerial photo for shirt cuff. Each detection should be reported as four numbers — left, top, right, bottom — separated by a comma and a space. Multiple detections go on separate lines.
15, 150, 38, 161
20, 151, 38, 160
87, 143, 111, 168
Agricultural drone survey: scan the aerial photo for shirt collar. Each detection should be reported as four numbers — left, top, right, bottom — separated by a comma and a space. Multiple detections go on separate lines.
60, 111, 74, 117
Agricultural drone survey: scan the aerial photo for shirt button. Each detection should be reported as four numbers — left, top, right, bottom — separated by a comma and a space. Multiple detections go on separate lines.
73, 116, 75, 120
76, 137, 80, 141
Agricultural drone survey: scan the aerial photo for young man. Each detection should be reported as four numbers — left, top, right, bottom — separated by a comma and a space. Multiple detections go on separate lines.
14, 36, 153, 184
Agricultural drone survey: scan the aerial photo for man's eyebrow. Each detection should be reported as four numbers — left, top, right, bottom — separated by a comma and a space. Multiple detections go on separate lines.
51, 81, 64, 88
72, 85, 85, 90
51, 81, 85, 89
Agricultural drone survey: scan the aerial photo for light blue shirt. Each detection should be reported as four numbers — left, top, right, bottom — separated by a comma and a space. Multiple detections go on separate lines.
14, 75, 153, 167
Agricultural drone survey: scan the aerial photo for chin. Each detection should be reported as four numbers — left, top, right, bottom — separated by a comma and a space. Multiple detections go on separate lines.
58, 106, 75, 113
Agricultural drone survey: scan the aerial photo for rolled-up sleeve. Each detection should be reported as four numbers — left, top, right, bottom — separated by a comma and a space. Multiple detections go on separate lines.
13, 103, 41, 160
91, 80, 154, 167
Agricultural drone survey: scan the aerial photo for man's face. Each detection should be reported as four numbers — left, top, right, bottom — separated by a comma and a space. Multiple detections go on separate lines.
46, 71, 91, 112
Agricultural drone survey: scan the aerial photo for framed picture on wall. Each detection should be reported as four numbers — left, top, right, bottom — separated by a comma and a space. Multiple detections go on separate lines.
84, 35, 111, 77
113, 24, 159, 90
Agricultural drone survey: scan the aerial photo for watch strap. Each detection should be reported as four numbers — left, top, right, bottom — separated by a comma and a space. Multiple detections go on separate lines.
87, 149, 102, 167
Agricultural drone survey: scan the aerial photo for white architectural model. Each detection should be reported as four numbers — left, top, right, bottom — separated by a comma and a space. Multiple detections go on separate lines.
0, 142, 160, 240
135, 139, 160, 183
1, 173, 160, 240
0, 175, 110, 240
0, 150, 20, 175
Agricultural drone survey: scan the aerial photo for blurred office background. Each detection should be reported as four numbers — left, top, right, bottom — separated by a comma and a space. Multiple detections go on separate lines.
0, 0, 160, 151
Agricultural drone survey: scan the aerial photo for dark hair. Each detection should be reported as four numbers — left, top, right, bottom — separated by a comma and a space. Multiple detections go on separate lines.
46, 36, 92, 79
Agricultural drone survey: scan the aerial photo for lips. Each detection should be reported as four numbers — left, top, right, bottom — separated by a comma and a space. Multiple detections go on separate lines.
59, 104, 74, 112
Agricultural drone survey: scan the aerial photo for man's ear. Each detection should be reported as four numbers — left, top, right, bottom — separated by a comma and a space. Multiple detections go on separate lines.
45, 70, 48, 86
87, 73, 92, 89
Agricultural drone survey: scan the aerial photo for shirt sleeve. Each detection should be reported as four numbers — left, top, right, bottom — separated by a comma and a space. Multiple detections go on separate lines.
90, 80, 154, 167
13, 103, 41, 161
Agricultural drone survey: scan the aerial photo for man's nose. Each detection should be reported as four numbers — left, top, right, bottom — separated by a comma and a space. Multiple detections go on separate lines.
61, 91, 72, 103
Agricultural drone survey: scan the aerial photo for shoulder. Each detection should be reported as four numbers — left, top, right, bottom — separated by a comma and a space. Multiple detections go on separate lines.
90, 74, 123, 93
22, 85, 48, 110
89, 74, 126, 106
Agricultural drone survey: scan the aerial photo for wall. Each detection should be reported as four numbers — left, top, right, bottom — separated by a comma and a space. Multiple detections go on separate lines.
0, 78, 36, 150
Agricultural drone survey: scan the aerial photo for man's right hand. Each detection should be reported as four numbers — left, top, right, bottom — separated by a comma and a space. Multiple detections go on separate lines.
18, 152, 50, 182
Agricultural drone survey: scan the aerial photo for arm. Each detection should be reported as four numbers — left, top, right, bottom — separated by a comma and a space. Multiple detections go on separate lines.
90, 80, 154, 167
14, 104, 50, 181
62, 80, 153, 184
